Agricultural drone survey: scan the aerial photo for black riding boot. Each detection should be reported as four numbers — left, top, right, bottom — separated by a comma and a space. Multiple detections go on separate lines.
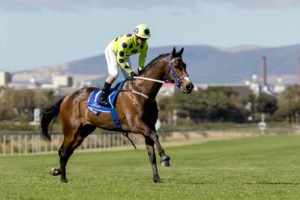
98, 82, 111, 107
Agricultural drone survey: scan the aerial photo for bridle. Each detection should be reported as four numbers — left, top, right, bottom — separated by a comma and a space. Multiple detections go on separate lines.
164, 54, 188, 87
134, 54, 189, 87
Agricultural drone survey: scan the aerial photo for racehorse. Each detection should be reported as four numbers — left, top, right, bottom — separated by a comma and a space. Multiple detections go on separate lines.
41, 47, 194, 183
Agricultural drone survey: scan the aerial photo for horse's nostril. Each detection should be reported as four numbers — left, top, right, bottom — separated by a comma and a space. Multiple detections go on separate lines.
186, 84, 193, 91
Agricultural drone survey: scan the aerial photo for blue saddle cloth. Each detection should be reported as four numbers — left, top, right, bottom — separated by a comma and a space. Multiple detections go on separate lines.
86, 80, 126, 131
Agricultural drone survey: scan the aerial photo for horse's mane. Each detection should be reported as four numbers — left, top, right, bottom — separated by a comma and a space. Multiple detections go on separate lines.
139, 53, 169, 75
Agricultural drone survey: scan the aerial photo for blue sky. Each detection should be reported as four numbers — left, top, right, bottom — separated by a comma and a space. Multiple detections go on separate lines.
1, 0, 300, 72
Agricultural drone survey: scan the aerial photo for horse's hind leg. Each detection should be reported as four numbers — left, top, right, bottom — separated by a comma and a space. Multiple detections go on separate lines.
61, 124, 96, 183
49, 143, 64, 176
145, 136, 162, 183
59, 132, 76, 183
49, 134, 76, 182
51, 123, 95, 183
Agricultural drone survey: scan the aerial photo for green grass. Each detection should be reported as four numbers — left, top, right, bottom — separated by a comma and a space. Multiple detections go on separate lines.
1, 134, 300, 200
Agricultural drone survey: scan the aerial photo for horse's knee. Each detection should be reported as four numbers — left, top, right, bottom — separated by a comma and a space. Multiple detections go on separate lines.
149, 131, 158, 141
58, 143, 63, 156
58, 148, 63, 159
147, 151, 156, 163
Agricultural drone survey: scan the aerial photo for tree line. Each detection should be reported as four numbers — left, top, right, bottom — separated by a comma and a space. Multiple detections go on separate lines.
0, 87, 56, 122
158, 85, 300, 125
1, 85, 300, 124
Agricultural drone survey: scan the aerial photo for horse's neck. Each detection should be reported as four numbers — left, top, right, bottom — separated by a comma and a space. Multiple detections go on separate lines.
132, 57, 168, 100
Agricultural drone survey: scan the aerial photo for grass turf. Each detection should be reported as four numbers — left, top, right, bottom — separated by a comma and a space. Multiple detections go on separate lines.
1, 134, 300, 200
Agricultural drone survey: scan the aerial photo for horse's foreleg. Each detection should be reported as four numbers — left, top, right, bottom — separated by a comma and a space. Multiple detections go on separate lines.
145, 136, 162, 183
149, 131, 170, 167
133, 120, 170, 167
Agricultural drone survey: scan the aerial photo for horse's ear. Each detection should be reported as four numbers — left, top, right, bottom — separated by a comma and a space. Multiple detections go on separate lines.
179, 47, 184, 56
172, 47, 176, 57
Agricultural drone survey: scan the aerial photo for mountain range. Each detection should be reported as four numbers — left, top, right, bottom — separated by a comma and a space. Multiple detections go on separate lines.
12, 44, 300, 85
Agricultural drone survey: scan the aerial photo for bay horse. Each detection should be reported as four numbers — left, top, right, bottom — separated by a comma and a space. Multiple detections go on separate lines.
41, 47, 194, 183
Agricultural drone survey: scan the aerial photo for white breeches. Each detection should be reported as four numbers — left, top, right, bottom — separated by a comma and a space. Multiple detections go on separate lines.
105, 42, 131, 79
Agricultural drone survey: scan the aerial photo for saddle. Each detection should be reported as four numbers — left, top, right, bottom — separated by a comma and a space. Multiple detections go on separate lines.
86, 80, 126, 131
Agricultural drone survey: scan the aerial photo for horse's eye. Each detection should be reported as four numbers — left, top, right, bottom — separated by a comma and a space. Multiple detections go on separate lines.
174, 65, 180, 69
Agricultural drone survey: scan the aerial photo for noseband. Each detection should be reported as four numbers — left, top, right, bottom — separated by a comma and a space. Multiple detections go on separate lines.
165, 54, 188, 87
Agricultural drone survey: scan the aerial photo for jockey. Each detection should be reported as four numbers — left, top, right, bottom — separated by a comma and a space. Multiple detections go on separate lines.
98, 24, 151, 107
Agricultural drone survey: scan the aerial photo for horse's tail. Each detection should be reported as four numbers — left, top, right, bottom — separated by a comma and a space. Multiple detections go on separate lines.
41, 98, 64, 141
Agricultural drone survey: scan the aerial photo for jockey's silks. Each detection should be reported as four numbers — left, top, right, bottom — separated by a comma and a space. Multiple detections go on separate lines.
111, 33, 148, 73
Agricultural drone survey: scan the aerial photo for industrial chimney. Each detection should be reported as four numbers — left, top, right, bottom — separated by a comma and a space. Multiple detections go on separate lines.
261, 56, 267, 88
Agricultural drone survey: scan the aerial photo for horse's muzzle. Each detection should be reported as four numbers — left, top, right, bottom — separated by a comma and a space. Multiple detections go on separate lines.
181, 83, 194, 94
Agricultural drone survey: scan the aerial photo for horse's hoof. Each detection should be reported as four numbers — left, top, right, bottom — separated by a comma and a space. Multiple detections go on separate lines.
153, 177, 163, 183
154, 180, 163, 183
49, 168, 61, 176
160, 155, 170, 162
61, 179, 68, 183
160, 160, 170, 167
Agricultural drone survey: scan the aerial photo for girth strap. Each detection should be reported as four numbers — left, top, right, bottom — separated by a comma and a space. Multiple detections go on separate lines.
108, 107, 122, 131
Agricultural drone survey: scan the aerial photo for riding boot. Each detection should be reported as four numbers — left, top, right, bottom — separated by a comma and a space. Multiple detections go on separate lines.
98, 82, 112, 107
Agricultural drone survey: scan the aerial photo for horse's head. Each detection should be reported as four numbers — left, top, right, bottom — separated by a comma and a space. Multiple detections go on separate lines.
165, 47, 194, 94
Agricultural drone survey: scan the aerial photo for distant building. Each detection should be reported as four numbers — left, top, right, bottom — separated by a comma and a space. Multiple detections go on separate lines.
27, 78, 41, 89
41, 75, 73, 89
245, 74, 285, 97
196, 73, 281, 100
273, 77, 285, 93
76, 81, 92, 88
245, 74, 260, 97
0, 71, 12, 86
52, 75, 73, 87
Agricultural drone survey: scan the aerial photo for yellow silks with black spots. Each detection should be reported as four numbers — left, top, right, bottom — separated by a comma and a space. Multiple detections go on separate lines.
111, 33, 148, 73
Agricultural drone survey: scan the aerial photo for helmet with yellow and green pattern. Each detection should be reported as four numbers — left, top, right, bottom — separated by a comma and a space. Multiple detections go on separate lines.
134, 24, 151, 39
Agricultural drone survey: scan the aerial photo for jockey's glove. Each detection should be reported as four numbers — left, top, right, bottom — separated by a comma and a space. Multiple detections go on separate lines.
130, 72, 137, 78
138, 69, 142, 75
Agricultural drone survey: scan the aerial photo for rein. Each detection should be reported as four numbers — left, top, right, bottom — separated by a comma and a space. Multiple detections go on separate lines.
133, 76, 164, 84
126, 89, 149, 99
134, 54, 188, 87
120, 89, 150, 99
